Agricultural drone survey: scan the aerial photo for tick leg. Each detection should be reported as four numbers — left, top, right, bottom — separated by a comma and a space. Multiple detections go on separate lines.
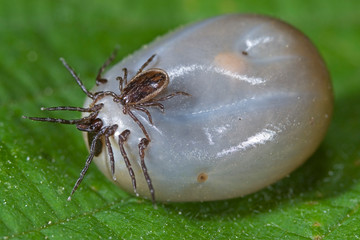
152, 91, 191, 102
104, 125, 118, 180
122, 68, 128, 85
126, 107, 151, 141
138, 102, 164, 113
136, 54, 156, 75
22, 110, 100, 125
60, 58, 94, 99
41, 104, 104, 112
116, 76, 124, 92
118, 129, 137, 195
23, 116, 81, 124
67, 126, 108, 200
138, 138, 155, 205
116, 68, 128, 92
136, 91, 191, 114
93, 91, 119, 102
132, 105, 153, 125
96, 48, 118, 86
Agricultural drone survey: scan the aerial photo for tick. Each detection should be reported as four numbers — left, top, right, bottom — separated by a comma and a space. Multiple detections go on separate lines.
24, 14, 333, 203
24, 50, 190, 204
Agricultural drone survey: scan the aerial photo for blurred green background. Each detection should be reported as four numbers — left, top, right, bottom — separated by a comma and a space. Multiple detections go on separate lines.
1, 0, 359, 239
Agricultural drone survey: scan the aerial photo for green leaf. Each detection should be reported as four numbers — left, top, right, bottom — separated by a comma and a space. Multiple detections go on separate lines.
1, 1, 359, 239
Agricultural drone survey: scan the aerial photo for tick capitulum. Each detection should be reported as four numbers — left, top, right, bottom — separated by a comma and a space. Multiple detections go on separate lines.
23, 49, 190, 204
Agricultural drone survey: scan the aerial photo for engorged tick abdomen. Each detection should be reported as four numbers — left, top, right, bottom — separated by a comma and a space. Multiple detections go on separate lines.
85, 14, 333, 202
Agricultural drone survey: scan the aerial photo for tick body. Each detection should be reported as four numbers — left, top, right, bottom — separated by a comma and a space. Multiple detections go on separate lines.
94, 14, 332, 202
25, 14, 333, 203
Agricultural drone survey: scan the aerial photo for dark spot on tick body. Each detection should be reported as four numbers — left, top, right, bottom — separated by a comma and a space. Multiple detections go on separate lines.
242, 51, 248, 56
197, 172, 208, 183
87, 132, 103, 156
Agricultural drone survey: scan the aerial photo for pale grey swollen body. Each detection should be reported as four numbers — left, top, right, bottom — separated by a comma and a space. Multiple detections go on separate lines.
83, 14, 332, 202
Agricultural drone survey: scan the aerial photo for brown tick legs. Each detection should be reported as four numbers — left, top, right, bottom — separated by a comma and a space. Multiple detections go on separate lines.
138, 138, 155, 206
153, 91, 191, 102
116, 68, 128, 92
138, 102, 165, 113
68, 126, 109, 200
132, 106, 153, 125
22, 110, 100, 125
117, 131, 155, 204
122, 68, 128, 85
60, 58, 95, 99
96, 48, 119, 85
125, 107, 151, 141
136, 54, 156, 75
135, 91, 191, 113
40, 106, 100, 112
104, 125, 118, 180
118, 130, 137, 195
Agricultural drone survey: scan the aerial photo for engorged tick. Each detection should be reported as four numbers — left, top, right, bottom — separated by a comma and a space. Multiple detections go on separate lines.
23, 49, 190, 204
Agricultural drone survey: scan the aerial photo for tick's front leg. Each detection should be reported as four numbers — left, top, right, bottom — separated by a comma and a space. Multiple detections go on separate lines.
96, 48, 118, 86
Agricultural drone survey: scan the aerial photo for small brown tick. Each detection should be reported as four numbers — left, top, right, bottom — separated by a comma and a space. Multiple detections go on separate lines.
24, 49, 190, 204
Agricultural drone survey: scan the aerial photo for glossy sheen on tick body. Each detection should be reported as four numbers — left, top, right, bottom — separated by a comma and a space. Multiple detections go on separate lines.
85, 14, 332, 202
